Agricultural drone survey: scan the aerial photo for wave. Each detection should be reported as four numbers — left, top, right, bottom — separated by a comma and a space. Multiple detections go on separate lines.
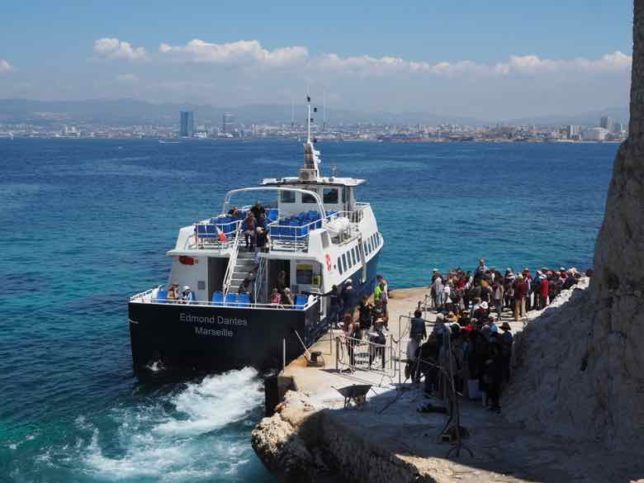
43, 368, 265, 481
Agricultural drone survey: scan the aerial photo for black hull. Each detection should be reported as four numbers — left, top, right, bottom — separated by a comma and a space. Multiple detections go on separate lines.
128, 302, 322, 376
128, 251, 381, 376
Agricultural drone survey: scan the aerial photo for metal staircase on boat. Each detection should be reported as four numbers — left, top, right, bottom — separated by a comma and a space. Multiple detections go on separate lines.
228, 250, 258, 294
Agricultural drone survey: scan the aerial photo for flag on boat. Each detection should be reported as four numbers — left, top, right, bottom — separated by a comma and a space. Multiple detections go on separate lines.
217, 225, 227, 242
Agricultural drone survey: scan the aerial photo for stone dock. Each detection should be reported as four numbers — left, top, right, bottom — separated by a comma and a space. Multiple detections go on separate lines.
251, 285, 644, 482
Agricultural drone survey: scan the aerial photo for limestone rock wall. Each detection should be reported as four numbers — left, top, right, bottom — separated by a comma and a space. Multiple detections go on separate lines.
506, 0, 644, 446
251, 390, 427, 483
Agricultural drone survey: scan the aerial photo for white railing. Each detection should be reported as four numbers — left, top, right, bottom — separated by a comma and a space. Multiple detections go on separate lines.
253, 256, 268, 303
129, 288, 319, 312
268, 217, 323, 252
190, 218, 242, 250
186, 203, 369, 252
221, 222, 243, 297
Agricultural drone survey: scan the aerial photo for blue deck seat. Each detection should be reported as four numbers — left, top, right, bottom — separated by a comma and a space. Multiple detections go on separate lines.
211, 291, 224, 304
155, 289, 167, 302
197, 224, 219, 238
294, 295, 307, 309
237, 293, 251, 307
224, 293, 238, 306
267, 208, 279, 222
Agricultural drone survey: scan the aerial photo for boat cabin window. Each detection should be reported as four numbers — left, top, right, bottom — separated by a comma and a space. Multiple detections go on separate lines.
342, 253, 348, 270
337, 256, 343, 274
302, 191, 317, 203
323, 188, 339, 204
296, 264, 314, 285
280, 191, 296, 203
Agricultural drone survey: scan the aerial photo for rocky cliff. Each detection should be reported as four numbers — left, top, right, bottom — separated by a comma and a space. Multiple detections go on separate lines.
505, 0, 644, 446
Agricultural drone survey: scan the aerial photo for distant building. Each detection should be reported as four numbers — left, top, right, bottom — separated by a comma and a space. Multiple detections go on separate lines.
612, 121, 625, 134
180, 111, 194, 137
222, 112, 234, 134
566, 124, 580, 139
600, 115, 612, 131
584, 127, 609, 142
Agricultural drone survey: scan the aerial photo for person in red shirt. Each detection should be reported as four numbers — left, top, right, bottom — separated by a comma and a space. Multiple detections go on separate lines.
538, 274, 550, 309
513, 275, 529, 321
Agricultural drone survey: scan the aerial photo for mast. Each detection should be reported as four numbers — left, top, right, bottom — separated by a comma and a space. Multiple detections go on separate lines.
301, 95, 321, 181
306, 95, 312, 142
322, 89, 327, 131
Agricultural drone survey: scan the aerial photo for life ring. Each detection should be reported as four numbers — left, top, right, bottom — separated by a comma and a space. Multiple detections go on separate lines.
325, 254, 332, 271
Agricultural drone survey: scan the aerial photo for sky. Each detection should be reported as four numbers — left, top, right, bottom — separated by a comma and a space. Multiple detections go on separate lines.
0, 0, 634, 120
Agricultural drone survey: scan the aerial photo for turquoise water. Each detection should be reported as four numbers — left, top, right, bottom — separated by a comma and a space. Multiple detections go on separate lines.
0, 139, 616, 481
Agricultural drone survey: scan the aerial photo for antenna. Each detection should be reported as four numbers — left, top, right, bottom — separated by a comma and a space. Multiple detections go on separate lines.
301, 92, 321, 181
306, 94, 312, 143
323, 89, 327, 131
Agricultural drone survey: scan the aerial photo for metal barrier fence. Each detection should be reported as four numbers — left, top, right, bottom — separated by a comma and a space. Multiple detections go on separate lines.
335, 333, 394, 375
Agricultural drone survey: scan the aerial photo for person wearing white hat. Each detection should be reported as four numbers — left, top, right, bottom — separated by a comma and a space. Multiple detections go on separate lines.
180, 285, 194, 304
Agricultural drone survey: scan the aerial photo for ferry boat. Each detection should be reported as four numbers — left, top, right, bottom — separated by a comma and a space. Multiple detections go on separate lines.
128, 98, 384, 374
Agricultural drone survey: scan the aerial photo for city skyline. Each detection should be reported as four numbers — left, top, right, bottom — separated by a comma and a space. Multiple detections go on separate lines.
0, 1, 634, 119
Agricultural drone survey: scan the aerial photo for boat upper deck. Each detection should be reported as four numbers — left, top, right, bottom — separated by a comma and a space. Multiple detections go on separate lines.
174, 202, 372, 255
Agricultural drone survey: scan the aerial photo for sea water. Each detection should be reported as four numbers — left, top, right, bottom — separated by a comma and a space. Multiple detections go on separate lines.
0, 139, 616, 481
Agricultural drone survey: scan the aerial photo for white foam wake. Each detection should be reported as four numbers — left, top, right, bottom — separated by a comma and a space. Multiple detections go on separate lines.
78, 367, 265, 481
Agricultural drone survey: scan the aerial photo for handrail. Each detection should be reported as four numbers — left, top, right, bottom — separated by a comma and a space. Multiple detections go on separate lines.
335, 332, 395, 377
253, 255, 268, 303
130, 289, 319, 311
222, 222, 243, 297
191, 218, 241, 250
222, 186, 327, 222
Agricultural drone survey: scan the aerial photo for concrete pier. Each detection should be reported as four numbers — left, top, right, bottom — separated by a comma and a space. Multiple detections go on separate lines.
252, 284, 644, 482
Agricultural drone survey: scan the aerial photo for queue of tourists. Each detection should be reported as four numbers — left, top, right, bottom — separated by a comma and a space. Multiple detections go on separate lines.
335, 259, 587, 413
411, 258, 586, 412
408, 308, 513, 413
428, 258, 584, 321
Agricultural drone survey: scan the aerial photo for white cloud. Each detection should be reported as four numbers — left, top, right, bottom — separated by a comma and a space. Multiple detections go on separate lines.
91, 36, 630, 79
316, 50, 632, 78
158, 39, 308, 67
0, 59, 14, 74
88, 35, 632, 93
494, 51, 632, 75
94, 37, 148, 61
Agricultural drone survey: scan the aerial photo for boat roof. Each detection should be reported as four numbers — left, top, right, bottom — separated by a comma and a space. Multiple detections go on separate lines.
260, 176, 365, 187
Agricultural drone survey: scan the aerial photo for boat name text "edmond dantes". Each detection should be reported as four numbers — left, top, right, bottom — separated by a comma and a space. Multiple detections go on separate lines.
179, 313, 249, 326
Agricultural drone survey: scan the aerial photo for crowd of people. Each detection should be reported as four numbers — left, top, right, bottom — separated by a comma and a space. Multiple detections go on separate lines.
428, 258, 586, 321
408, 309, 513, 413
334, 259, 588, 413
410, 258, 587, 412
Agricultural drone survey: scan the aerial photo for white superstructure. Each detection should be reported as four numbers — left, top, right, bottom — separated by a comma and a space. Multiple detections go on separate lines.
131, 96, 383, 321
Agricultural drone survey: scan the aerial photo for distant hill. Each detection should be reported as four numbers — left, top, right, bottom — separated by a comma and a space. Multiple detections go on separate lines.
0, 98, 485, 127
0, 98, 628, 127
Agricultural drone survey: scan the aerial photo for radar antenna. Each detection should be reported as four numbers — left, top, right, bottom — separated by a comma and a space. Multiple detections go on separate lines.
301, 94, 321, 181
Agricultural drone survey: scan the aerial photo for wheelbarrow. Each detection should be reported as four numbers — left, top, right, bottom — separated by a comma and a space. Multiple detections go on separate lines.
335, 384, 372, 409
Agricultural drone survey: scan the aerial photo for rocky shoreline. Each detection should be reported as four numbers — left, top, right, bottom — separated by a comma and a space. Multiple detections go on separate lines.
251, 390, 428, 482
